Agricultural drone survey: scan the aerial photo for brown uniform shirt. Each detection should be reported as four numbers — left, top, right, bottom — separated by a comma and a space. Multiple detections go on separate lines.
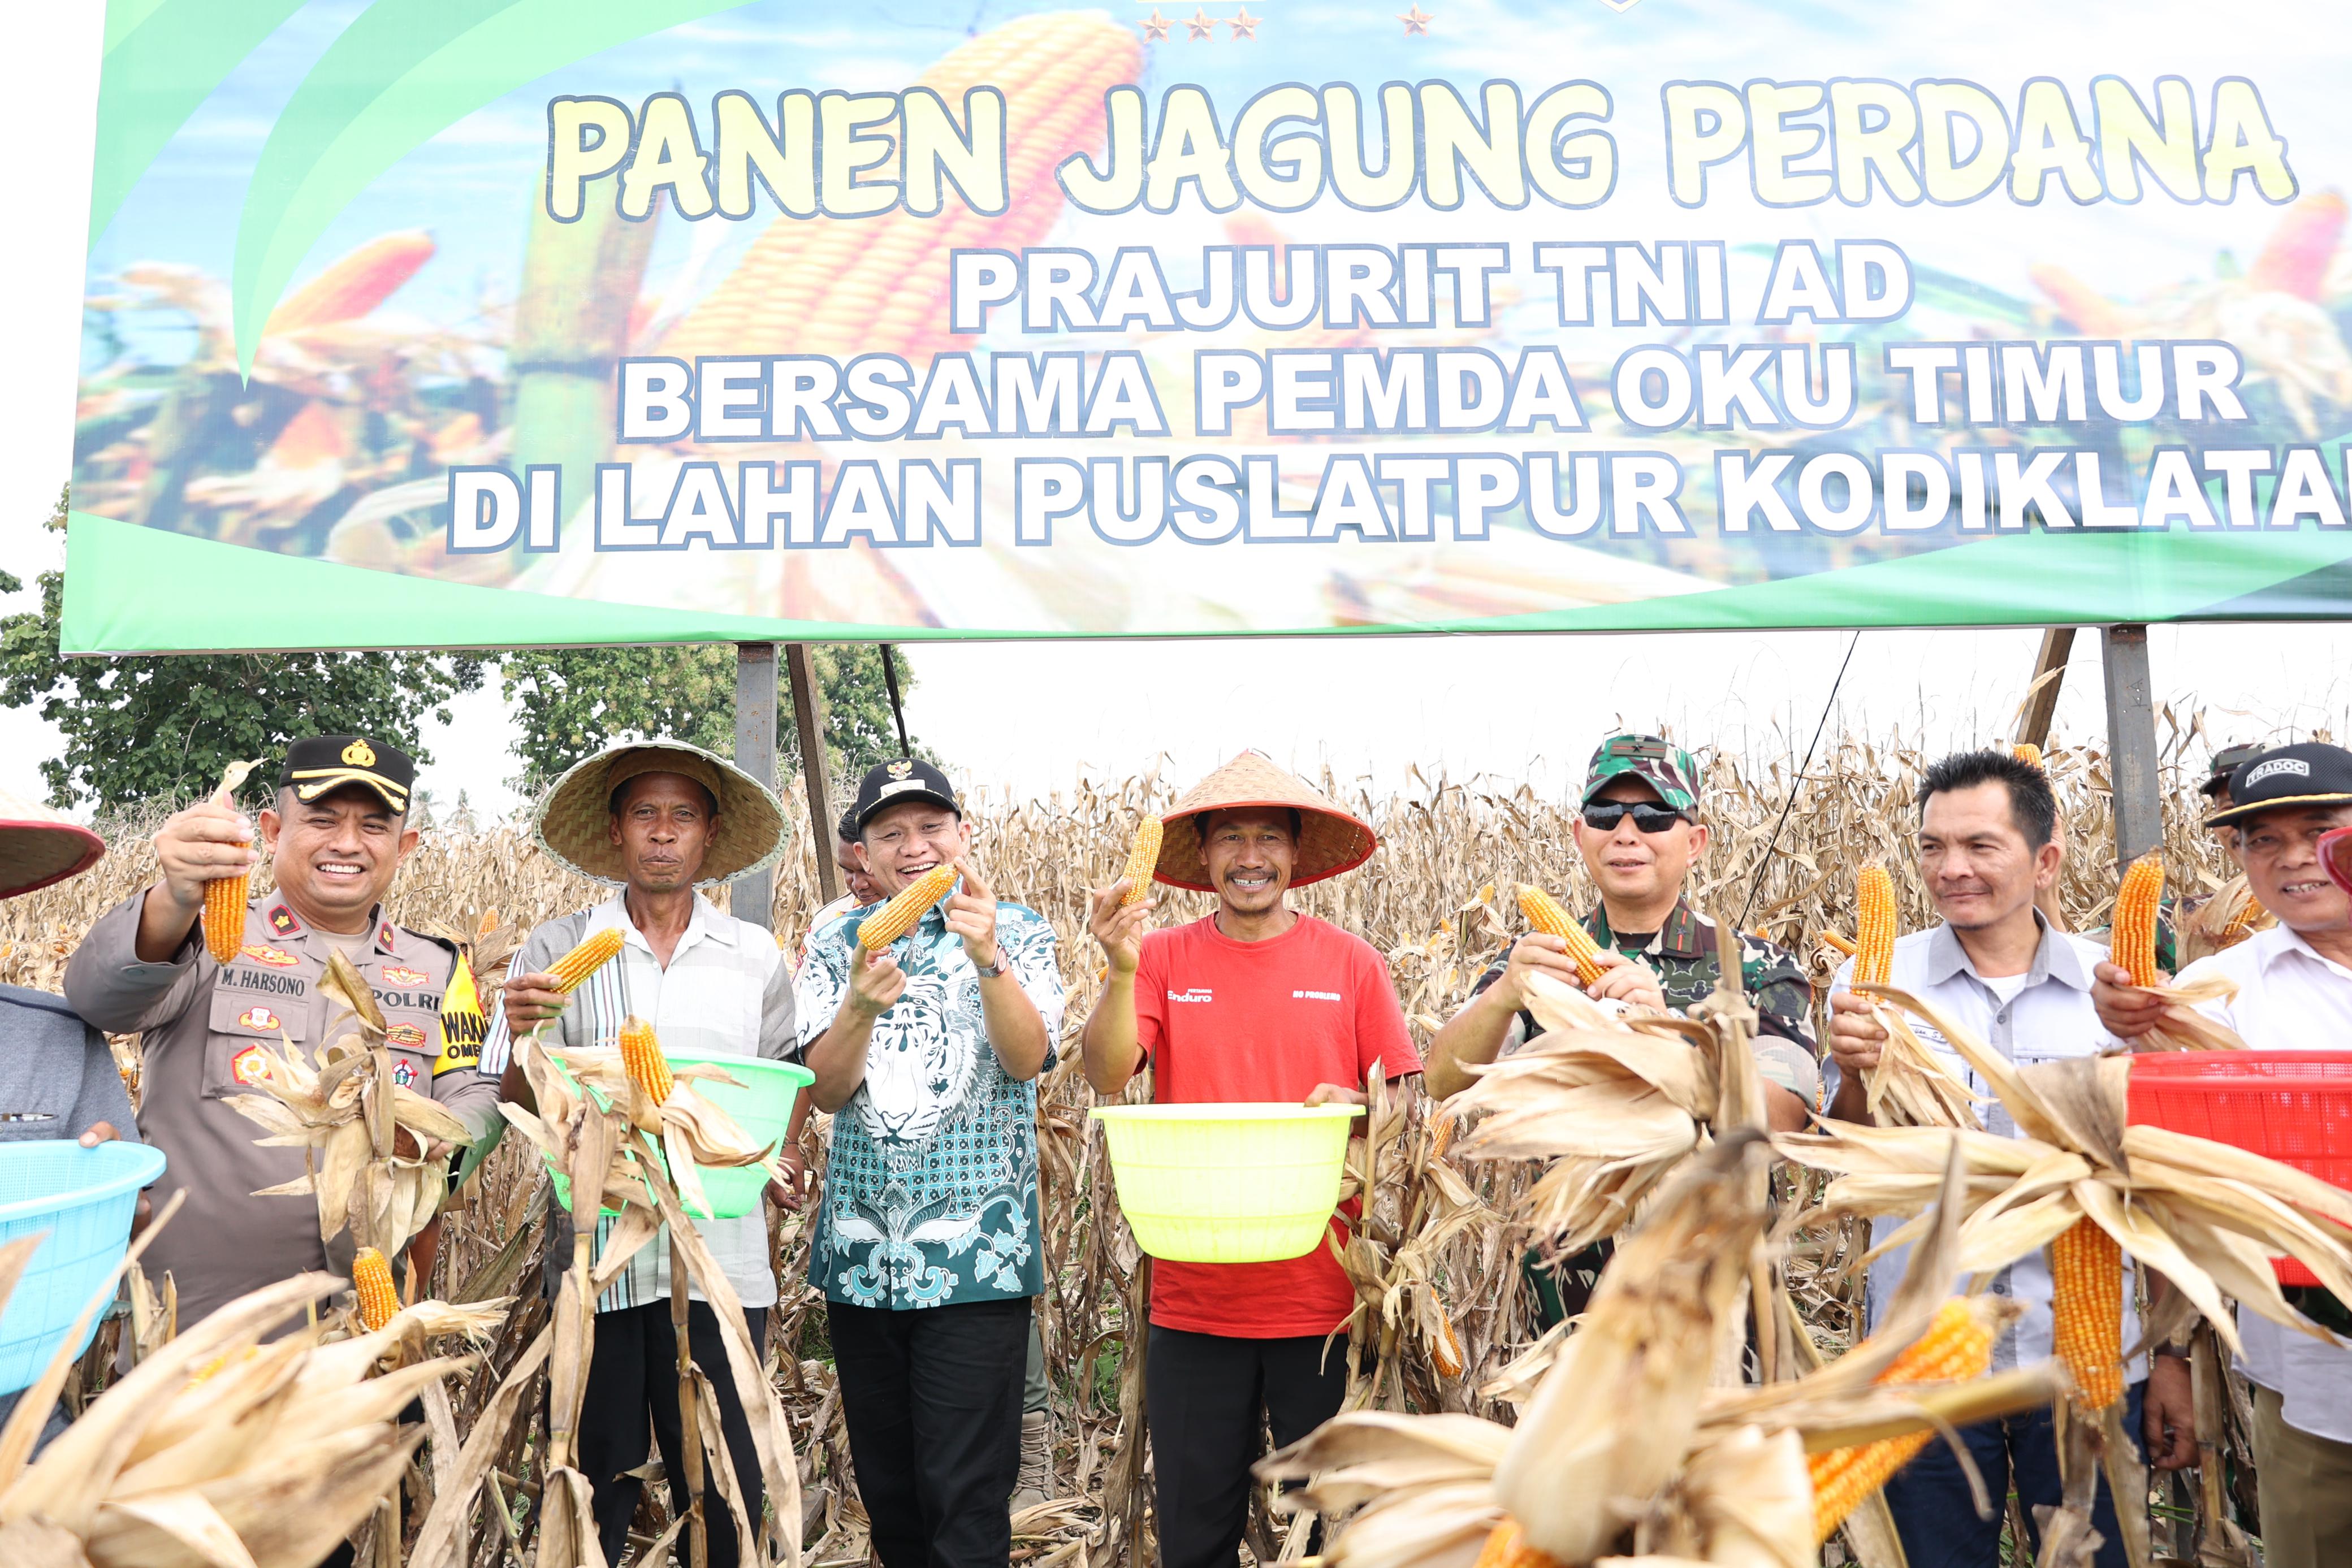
63, 889, 500, 1327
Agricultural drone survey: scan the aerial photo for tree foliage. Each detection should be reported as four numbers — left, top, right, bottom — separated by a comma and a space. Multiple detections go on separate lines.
0, 488, 485, 812
498, 642, 922, 799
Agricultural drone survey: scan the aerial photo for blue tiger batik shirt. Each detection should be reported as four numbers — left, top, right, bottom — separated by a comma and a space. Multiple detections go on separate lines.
795, 889, 1065, 1310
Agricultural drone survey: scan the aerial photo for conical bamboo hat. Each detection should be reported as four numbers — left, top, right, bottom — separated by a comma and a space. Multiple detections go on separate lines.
1153, 751, 1377, 891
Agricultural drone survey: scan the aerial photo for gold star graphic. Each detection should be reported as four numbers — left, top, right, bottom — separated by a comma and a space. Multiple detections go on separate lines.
1228, 7, 1260, 38
1141, 8, 1171, 40
1184, 7, 1216, 39
1399, 4, 1434, 34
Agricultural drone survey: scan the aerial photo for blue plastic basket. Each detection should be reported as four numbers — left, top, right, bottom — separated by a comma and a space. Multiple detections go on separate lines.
0, 1141, 167, 1394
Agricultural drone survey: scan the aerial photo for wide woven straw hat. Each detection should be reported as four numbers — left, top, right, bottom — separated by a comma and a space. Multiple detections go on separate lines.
1154, 751, 1377, 891
0, 788, 105, 899
534, 740, 786, 885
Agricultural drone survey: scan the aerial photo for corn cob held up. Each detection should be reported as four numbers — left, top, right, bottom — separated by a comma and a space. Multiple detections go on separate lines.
862, 865, 959, 950
619, 1016, 674, 1106
1515, 885, 1607, 989
2113, 855, 2164, 987
1809, 1297, 2000, 1540
2012, 742, 2044, 769
2051, 1218, 2125, 1409
200, 759, 263, 964
1854, 864, 1897, 986
1819, 930, 1857, 958
351, 1246, 399, 1332
1120, 816, 1162, 906
548, 926, 626, 993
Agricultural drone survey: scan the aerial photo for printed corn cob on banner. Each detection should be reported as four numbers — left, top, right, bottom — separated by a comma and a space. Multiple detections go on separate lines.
64, 0, 2352, 654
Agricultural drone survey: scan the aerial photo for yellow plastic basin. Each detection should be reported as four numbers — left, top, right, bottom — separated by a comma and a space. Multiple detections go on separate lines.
1091, 1103, 1364, 1263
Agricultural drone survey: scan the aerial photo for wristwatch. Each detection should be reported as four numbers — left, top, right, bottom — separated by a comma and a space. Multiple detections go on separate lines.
970, 953, 1005, 980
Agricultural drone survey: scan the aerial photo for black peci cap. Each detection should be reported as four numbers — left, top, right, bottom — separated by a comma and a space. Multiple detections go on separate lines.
2205, 742, 2352, 829
2199, 743, 2265, 800
850, 758, 960, 833
278, 736, 415, 813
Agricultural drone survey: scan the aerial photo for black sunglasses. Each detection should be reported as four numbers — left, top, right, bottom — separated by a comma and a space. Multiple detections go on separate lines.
1581, 801, 1687, 834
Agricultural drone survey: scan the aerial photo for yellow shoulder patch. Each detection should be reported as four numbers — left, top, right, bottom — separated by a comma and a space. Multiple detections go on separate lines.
434, 953, 486, 1075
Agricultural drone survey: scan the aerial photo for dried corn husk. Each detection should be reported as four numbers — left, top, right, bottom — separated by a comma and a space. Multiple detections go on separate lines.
537, 1041, 784, 1219
1269, 1140, 2057, 1568
227, 994, 475, 1261
0, 1257, 470, 1568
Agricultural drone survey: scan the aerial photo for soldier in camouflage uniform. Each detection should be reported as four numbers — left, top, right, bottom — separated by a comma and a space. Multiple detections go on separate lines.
1425, 733, 1819, 1326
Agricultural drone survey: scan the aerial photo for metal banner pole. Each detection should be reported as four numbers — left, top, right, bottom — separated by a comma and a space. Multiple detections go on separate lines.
2101, 625, 2163, 866
732, 643, 780, 926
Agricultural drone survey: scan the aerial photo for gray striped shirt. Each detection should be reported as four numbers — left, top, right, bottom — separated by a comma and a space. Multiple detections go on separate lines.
481, 893, 797, 1310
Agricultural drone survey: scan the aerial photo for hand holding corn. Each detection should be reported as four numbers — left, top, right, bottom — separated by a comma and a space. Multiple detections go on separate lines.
1087, 876, 1157, 977
940, 857, 1000, 972
1506, 887, 1666, 1011
146, 761, 261, 959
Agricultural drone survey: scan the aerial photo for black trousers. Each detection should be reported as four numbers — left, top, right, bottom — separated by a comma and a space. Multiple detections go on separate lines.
829, 1296, 1032, 1568
1144, 1327, 1348, 1568
581, 1300, 769, 1568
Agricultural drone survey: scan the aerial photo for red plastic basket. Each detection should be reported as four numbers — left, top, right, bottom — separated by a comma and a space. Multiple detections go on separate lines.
2126, 1051, 2352, 1286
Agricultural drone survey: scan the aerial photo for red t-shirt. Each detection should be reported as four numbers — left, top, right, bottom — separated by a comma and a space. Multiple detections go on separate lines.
1132, 913, 1423, 1338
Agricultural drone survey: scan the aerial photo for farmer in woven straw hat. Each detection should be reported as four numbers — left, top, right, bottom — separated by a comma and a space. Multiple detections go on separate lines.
65, 737, 497, 1330
477, 738, 795, 1568
1080, 751, 1421, 1568
0, 789, 139, 1449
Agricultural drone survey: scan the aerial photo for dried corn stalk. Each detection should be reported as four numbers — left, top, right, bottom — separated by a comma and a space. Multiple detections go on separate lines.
1779, 982, 2352, 1558
1266, 1139, 2059, 1568
228, 951, 475, 1259
0, 1249, 473, 1568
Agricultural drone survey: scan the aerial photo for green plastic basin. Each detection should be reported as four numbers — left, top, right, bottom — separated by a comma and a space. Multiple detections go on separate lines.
546, 1051, 812, 1222
1091, 1103, 1363, 1263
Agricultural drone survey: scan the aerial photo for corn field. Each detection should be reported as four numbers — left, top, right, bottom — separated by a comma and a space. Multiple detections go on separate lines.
0, 724, 2278, 1567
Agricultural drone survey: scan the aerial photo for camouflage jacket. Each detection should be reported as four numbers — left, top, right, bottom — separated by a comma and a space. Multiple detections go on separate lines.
1474, 897, 1820, 1103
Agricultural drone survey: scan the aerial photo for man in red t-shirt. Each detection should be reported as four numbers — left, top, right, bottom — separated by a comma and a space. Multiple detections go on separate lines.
1080, 752, 1421, 1568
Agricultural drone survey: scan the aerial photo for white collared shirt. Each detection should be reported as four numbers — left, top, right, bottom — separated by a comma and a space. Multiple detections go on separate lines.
1832, 917, 2143, 1379
2178, 924, 2352, 1441
481, 891, 797, 1310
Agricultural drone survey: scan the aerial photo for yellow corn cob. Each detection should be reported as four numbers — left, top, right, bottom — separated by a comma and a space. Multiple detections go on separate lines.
1472, 1518, 1562, 1568
2222, 894, 2267, 942
861, 865, 959, 950
202, 874, 249, 965
2051, 1218, 2125, 1410
619, 1016, 673, 1105
1819, 930, 1857, 958
265, 230, 435, 335
351, 1246, 398, 1332
547, 927, 625, 993
1515, 885, 1607, 989
660, 14, 1143, 364
1854, 864, 1897, 987
198, 758, 262, 965
1119, 816, 1162, 906
2112, 855, 2164, 987
1432, 1316, 1465, 1379
2013, 742, 2044, 769
1809, 1298, 1997, 1540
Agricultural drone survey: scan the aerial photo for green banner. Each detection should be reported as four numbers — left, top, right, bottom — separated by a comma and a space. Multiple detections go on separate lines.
66, 0, 2352, 651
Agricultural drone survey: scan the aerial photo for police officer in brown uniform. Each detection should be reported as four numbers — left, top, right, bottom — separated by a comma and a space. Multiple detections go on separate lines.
63, 737, 498, 1327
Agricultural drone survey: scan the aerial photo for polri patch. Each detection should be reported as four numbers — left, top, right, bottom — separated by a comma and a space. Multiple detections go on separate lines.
381, 965, 431, 986
236, 1005, 280, 1032
231, 1045, 271, 1084
241, 944, 300, 968
386, 1023, 429, 1049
